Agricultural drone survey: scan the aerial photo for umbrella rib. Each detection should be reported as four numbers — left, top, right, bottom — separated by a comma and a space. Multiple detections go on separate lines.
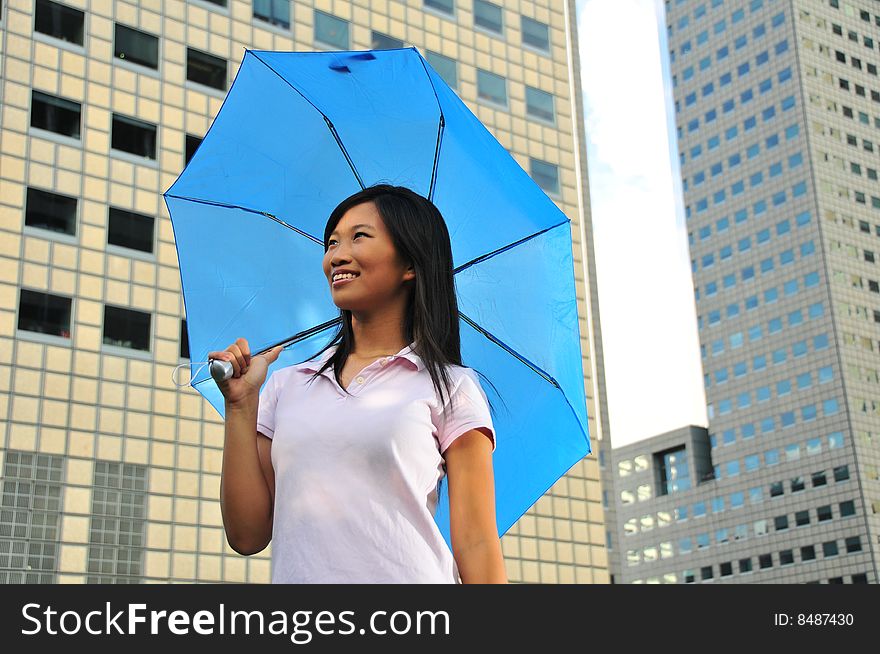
164, 193, 324, 246
452, 219, 569, 275
250, 51, 365, 190
428, 114, 445, 203
458, 312, 559, 389
256, 318, 342, 354
191, 318, 342, 391
415, 52, 446, 202
458, 313, 591, 453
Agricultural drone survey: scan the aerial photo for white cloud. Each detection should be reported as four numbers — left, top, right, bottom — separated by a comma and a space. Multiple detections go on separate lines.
576, 0, 707, 448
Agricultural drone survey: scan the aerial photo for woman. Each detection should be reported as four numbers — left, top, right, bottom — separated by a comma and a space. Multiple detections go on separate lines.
210, 184, 507, 583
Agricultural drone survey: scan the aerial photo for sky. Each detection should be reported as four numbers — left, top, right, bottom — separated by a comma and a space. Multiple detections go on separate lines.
575, 0, 708, 448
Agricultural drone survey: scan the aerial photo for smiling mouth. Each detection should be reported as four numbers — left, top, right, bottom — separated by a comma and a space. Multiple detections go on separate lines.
332, 275, 358, 287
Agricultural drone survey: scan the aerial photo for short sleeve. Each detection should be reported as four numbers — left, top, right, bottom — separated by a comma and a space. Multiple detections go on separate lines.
436, 369, 495, 454
256, 371, 280, 439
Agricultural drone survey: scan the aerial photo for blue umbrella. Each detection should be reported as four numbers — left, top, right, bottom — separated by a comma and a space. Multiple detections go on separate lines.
163, 47, 590, 544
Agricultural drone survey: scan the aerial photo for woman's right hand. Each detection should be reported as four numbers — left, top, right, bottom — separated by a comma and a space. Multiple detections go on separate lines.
208, 337, 284, 407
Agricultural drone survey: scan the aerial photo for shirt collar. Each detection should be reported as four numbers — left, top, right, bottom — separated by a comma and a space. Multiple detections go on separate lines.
296, 341, 424, 372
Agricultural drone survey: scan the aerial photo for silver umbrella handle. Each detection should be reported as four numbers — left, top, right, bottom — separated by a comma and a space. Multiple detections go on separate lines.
209, 359, 234, 382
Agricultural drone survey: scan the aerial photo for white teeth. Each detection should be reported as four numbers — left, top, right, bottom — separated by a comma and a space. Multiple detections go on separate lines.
333, 273, 358, 282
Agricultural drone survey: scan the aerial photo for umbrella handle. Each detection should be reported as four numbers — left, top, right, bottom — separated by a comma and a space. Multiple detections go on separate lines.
209, 359, 234, 382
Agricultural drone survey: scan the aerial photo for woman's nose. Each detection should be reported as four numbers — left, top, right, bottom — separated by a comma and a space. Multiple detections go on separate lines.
330, 240, 353, 264
330, 249, 351, 266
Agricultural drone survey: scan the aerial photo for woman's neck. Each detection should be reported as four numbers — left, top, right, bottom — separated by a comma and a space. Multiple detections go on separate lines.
348, 312, 409, 358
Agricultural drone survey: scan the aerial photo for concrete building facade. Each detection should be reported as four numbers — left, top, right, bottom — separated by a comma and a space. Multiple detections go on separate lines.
611, 0, 880, 583
0, 0, 610, 583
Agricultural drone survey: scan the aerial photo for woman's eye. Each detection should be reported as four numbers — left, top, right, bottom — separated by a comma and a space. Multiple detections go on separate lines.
327, 233, 366, 248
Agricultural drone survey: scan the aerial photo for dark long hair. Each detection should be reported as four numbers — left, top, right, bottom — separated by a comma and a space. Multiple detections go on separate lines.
305, 184, 496, 411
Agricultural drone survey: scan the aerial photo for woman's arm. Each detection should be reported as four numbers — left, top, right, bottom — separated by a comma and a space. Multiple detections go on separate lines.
212, 339, 283, 555
220, 402, 275, 555
445, 429, 508, 584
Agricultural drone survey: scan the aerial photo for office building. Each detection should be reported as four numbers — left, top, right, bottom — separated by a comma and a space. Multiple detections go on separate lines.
613, 0, 880, 583
0, 0, 609, 583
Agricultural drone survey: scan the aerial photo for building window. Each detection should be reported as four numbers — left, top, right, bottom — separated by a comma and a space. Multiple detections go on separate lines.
477, 69, 507, 106
738, 557, 752, 573
31, 90, 81, 139
180, 319, 190, 359
25, 187, 76, 235
187, 48, 227, 91
18, 289, 72, 338
759, 553, 773, 569
801, 545, 816, 561
529, 158, 559, 195
114, 24, 159, 69
795, 510, 810, 526
474, 0, 503, 34
833, 465, 849, 482
700, 565, 713, 581
779, 549, 794, 565
812, 471, 827, 487
425, 0, 454, 15
314, 10, 349, 49
748, 487, 762, 504
0, 451, 64, 584
34, 0, 84, 45
108, 207, 154, 253
253, 0, 290, 29
426, 51, 457, 90
822, 540, 839, 557
817, 505, 832, 522
521, 15, 550, 51
656, 446, 690, 494
371, 31, 403, 50
773, 515, 788, 531
103, 305, 151, 351
185, 134, 203, 165
87, 461, 147, 583
111, 114, 157, 159
769, 481, 784, 497
845, 536, 861, 553
839, 500, 855, 517
526, 86, 555, 123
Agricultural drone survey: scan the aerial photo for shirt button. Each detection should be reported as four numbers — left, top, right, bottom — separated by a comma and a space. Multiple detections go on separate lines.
356, 376, 365, 384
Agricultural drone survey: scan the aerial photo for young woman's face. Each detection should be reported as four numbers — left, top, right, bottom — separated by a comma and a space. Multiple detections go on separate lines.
322, 201, 415, 312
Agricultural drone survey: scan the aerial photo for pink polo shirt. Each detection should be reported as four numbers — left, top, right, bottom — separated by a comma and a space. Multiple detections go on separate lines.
256, 341, 495, 584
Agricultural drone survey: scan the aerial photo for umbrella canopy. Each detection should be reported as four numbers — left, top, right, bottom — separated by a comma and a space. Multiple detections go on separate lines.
164, 47, 590, 544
